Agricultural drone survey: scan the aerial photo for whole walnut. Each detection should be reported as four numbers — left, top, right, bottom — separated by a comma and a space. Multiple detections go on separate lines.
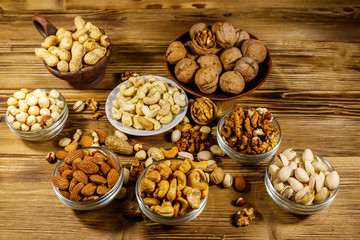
166, 41, 187, 65
241, 39, 267, 63
235, 29, 250, 48
219, 47, 242, 71
197, 54, 222, 74
184, 41, 199, 61
195, 66, 219, 94
175, 58, 199, 84
189, 22, 207, 39
219, 71, 245, 95
234, 57, 259, 82
211, 22, 238, 48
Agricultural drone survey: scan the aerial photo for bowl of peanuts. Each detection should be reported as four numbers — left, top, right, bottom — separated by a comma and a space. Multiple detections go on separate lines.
33, 14, 112, 89
135, 158, 208, 225
5, 88, 68, 141
52, 147, 123, 210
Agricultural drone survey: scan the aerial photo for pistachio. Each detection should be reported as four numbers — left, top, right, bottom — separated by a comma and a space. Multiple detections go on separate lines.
205, 160, 217, 172
314, 187, 330, 204
274, 153, 289, 168
309, 173, 323, 193
312, 161, 327, 173
210, 145, 225, 157
289, 161, 298, 170
277, 166, 293, 182
295, 186, 315, 205
269, 164, 280, 179
302, 149, 313, 163
204, 172, 210, 184
325, 171, 340, 190
288, 177, 303, 192
197, 151, 213, 161
171, 129, 182, 143
305, 161, 315, 176
272, 179, 285, 192
199, 126, 211, 134
73, 100, 85, 112
280, 186, 294, 199
282, 148, 297, 161
177, 151, 194, 161
123, 167, 130, 185
294, 168, 309, 183
145, 157, 154, 168
222, 173, 233, 188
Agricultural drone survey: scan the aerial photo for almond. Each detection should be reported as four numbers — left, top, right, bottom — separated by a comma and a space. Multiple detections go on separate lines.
97, 184, 110, 195
77, 160, 99, 175
91, 156, 103, 165
69, 178, 78, 192
60, 190, 70, 199
106, 154, 120, 172
73, 170, 89, 184
81, 135, 93, 147
81, 182, 97, 196
65, 141, 79, 153
72, 157, 82, 171
89, 174, 107, 185
61, 169, 74, 180
52, 175, 69, 190
91, 129, 107, 144
101, 162, 111, 175
70, 182, 84, 201
107, 168, 120, 188
82, 195, 99, 202
58, 162, 71, 174
55, 150, 68, 160
93, 152, 106, 164
234, 175, 246, 192
65, 149, 85, 164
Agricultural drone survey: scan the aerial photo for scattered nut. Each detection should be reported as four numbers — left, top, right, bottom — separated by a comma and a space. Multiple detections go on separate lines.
210, 167, 225, 185
223, 173, 233, 188
73, 100, 85, 112
171, 129, 182, 143
59, 137, 72, 147
135, 150, 147, 160
145, 157, 154, 168
234, 176, 246, 192
85, 98, 99, 112
119, 71, 139, 82
73, 129, 83, 142
235, 197, 247, 206
46, 152, 56, 163
134, 143, 143, 152
105, 136, 133, 155
123, 167, 130, 185
115, 187, 128, 200
235, 207, 255, 227
92, 112, 102, 119
210, 145, 225, 157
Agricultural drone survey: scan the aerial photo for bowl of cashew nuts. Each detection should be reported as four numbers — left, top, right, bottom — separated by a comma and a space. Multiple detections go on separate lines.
105, 75, 188, 136
135, 158, 208, 225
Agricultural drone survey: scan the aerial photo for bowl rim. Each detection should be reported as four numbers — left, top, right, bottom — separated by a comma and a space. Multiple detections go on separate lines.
265, 149, 339, 210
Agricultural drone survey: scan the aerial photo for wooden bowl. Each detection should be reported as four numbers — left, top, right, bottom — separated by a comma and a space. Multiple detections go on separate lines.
190, 97, 217, 125
32, 13, 112, 90
166, 31, 272, 101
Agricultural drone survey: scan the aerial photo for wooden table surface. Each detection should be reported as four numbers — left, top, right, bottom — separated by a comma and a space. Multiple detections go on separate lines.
1, 1, 360, 239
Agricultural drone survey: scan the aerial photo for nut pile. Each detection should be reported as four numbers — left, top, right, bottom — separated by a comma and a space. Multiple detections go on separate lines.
52, 149, 120, 202
270, 149, 340, 205
111, 76, 186, 131
166, 22, 268, 95
221, 107, 280, 154
7, 89, 64, 131
35, 16, 110, 72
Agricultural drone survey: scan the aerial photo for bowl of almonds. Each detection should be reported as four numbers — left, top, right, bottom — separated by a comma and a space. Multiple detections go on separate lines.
52, 147, 123, 210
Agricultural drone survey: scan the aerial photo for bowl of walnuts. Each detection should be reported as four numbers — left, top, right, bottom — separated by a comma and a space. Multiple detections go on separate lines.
166, 22, 271, 101
33, 14, 112, 89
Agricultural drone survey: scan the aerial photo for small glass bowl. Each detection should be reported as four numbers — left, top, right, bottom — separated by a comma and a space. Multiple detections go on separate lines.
52, 147, 124, 211
5, 90, 68, 141
217, 109, 281, 164
135, 159, 208, 225
264, 150, 339, 215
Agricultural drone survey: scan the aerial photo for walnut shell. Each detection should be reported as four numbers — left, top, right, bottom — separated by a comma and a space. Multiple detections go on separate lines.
189, 22, 207, 39
190, 28, 221, 56
166, 41, 187, 65
195, 66, 219, 94
184, 41, 199, 61
241, 39, 267, 63
219, 47, 242, 71
211, 22, 238, 48
196, 54, 222, 75
235, 29, 250, 48
234, 57, 259, 82
219, 71, 245, 95
175, 58, 199, 84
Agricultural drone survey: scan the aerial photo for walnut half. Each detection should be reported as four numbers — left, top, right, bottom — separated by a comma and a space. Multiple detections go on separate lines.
235, 207, 255, 227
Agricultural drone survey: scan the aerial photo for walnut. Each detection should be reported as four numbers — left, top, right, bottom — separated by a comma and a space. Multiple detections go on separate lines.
219, 47, 242, 71
234, 57, 259, 82
241, 39, 267, 63
189, 22, 207, 39
190, 28, 221, 56
235, 207, 255, 227
184, 41, 199, 61
235, 29, 250, 48
219, 71, 245, 95
175, 58, 199, 83
166, 41, 187, 65
196, 54, 222, 75
211, 22, 238, 48
195, 66, 219, 94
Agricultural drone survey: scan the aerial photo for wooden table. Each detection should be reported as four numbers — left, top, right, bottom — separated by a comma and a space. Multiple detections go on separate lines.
1, 1, 359, 239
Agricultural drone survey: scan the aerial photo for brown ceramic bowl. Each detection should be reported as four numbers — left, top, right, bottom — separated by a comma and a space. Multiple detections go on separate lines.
32, 13, 112, 90
166, 31, 271, 101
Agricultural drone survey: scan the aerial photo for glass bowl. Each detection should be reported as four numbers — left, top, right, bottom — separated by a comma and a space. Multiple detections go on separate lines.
135, 159, 208, 225
264, 150, 339, 215
5, 90, 68, 142
217, 109, 281, 164
52, 147, 123, 211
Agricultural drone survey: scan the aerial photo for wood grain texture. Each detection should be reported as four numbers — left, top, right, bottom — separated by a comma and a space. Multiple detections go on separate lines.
0, 1, 360, 239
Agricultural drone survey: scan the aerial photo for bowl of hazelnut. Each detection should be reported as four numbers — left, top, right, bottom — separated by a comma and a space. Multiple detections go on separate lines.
166, 22, 271, 101
264, 149, 340, 215
33, 14, 112, 89
135, 158, 208, 225
217, 106, 281, 164
5, 88, 68, 141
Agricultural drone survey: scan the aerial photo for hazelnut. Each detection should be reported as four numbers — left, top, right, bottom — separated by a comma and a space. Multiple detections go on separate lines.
241, 39, 267, 63
236, 197, 247, 206
46, 152, 56, 163
120, 200, 142, 218
219, 47, 242, 71
234, 57, 259, 82
166, 41, 187, 65
219, 71, 245, 95
196, 54, 222, 75
174, 58, 199, 83
234, 175, 246, 192
195, 66, 219, 94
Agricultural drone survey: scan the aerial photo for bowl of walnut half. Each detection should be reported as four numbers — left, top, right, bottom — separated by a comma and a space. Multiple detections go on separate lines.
217, 106, 281, 164
166, 22, 271, 101
33, 14, 111, 89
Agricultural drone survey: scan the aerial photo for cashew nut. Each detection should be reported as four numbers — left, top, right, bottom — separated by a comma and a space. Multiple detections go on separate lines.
152, 201, 174, 217
136, 82, 152, 99
143, 90, 161, 105
171, 105, 180, 114
137, 116, 154, 131
156, 180, 170, 199
121, 102, 135, 112
148, 147, 165, 161
179, 159, 191, 173
173, 170, 187, 190
170, 160, 183, 172
187, 170, 204, 190
166, 178, 177, 202
143, 197, 160, 207
177, 196, 190, 216
111, 107, 122, 120
121, 112, 133, 127
142, 105, 158, 118
173, 201, 180, 217
144, 116, 161, 130
140, 178, 155, 193
163, 92, 175, 105
190, 160, 208, 170
160, 146, 179, 158
158, 99, 171, 116
156, 162, 172, 179
173, 91, 186, 108
200, 182, 209, 199
168, 86, 179, 95
160, 112, 173, 124
149, 104, 161, 111
145, 169, 161, 183
183, 186, 201, 209
129, 77, 145, 88
123, 86, 136, 97
135, 101, 145, 115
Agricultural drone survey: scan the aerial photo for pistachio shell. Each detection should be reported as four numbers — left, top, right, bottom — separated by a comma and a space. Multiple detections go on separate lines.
319, 171, 325, 184
269, 164, 280, 179
309, 173, 323, 193
277, 166, 293, 182
288, 177, 303, 192
289, 161, 298, 170
295, 168, 309, 183
282, 148, 297, 161
312, 161, 327, 173
314, 187, 330, 204
280, 185, 294, 199
274, 153, 289, 168
295, 186, 315, 204
302, 149, 313, 163
293, 155, 301, 163
197, 151, 213, 161
272, 179, 285, 192
305, 161, 315, 176
325, 171, 340, 190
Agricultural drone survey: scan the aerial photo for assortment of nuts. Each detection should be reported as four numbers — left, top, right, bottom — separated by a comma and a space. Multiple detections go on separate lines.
269, 149, 340, 205
7, 88, 65, 131
111, 76, 186, 130
35, 16, 110, 72
221, 107, 280, 154
166, 22, 268, 95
